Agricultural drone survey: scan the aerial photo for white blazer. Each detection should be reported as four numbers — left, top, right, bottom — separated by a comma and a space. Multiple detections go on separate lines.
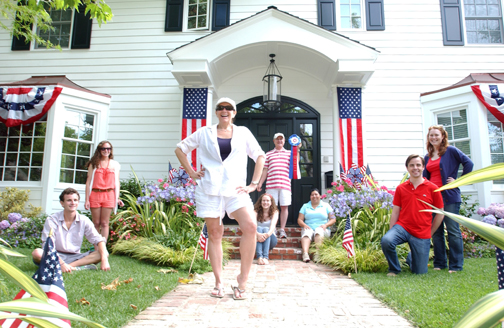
176, 124, 265, 197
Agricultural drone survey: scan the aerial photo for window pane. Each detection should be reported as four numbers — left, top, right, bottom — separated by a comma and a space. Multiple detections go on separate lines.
188, 17, 196, 29
0, 138, 5, 152
476, 4, 487, 15
9, 126, 20, 137
197, 15, 207, 28
21, 124, 34, 137
454, 140, 471, 156
491, 153, 504, 163
465, 4, 476, 16
79, 128, 93, 141
490, 137, 503, 153
76, 156, 88, 170
188, 4, 197, 16
62, 140, 77, 155
6, 153, 17, 166
65, 125, 79, 139
75, 171, 87, 184
33, 138, 45, 152
198, 3, 207, 15
437, 112, 451, 126
488, 4, 500, 16
20, 138, 32, 151
61, 155, 75, 169
490, 31, 502, 43
60, 170, 73, 183
301, 137, 313, 150
16, 168, 28, 181
7, 138, 19, 151
341, 18, 351, 28
477, 19, 488, 30
61, 9, 72, 21
300, 151, 313, 164
300, 164, 314, 177
31, 153, 43, 166
488, 19, 500, 30
340, 5, 350, 16
78, 143, 91, 157
452, 110, 467, 124
300, 124, 313, 136
0, 125, 7, 137
453, 125, 469, 139
352, 17, 361, 28
65, 111, 80, 126
30, 168, 42, 181
351, 4, 361, 16
0, 153, 4, 166
19, 153, 30, 166
4, 168, 15, 181
34, 122, 46, 137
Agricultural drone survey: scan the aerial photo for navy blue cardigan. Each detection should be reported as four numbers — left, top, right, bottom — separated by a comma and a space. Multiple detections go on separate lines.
423, 146, 474, 205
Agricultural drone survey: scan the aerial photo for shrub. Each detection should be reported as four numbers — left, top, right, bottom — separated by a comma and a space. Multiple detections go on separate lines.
0, 187, 41, 221
0, 213, 46, 248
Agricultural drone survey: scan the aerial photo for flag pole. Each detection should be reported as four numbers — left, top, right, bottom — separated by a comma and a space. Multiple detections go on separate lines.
353, 252, 358, 274
188, 224, 206, 276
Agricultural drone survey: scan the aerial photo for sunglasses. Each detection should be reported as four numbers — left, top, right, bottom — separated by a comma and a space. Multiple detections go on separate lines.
100, 148, 112, 151
216, 105, 235, 111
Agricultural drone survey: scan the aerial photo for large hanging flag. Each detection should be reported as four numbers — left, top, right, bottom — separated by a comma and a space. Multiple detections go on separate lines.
198, 223, 209, 260
0, 86, 62, 127
182, 88, 208, 170
471, 84, 504, 124
0, 236, 71, 328
338, 87, 363, 172
342, 215, 355, 258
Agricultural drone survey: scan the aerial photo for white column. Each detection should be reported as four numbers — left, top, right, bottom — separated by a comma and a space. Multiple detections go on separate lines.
332, 85, 341, 180
207, 87, 215, 126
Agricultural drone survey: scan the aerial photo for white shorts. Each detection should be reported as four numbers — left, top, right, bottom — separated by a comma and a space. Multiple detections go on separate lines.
195, 187, 254, 219
266, 188, 292, 206
301, 227, 330, 241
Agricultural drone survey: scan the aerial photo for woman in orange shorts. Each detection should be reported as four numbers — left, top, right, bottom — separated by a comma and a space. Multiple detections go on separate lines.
85, 140, 123, 240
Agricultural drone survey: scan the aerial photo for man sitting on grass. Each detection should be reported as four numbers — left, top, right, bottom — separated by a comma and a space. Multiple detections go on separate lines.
381, 154, 444, 275
32, 188, 110, 272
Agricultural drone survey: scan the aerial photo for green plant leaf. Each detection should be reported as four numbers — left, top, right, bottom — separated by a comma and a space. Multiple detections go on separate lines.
0, 298, 106, 328
454, 290, 504, 328
0, 258, 47, 301
0, 314, 65, 328
0, 246, 26, 258
435, 163, 504, 191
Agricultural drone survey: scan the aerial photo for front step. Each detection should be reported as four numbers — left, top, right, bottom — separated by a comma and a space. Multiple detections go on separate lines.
224, 226, 304, 260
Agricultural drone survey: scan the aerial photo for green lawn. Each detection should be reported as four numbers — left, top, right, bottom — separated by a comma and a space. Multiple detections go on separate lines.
0, 249, 181, 328
353, 258, 499, 327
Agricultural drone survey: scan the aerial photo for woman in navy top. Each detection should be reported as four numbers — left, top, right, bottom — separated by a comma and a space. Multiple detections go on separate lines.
423, 125, 473, 273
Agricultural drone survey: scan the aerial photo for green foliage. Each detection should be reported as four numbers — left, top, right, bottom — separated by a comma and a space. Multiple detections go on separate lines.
459, 194, 480, 218
0, 188, 41, 221
119, 175, 144, 199
1, 0, 113, 49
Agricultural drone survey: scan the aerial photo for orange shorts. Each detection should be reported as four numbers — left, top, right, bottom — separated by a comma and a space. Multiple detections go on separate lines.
89, 190, 115, 208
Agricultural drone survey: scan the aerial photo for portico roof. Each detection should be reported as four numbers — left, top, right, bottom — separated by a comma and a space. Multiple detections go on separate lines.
421, 73, 504, 96
167, 6, 379, 88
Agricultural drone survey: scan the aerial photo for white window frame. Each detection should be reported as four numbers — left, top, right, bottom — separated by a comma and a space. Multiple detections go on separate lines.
462, 0, 504, 45
59, 108, 96, 185
33, 6, 74, 50
336, 0, 365, 31
486, 109, 504, 189
183, 0, 211, 32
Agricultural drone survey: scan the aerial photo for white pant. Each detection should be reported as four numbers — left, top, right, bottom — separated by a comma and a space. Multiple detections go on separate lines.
266, 188, 292, 206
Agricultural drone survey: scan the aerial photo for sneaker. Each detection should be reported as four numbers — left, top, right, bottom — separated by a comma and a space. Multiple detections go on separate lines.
75, 264, 98, 271
387, 272, 397, 277
278, 229, 287, 239
302, 252, 310, 263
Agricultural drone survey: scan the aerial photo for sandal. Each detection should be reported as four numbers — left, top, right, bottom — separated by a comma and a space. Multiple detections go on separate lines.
210, 286, 225, 298
231, 285, 247, 300
257, 257, 264, 265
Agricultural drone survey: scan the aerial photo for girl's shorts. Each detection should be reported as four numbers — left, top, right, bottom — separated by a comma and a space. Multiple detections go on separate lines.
301, 227, 331, 241
89, 190, 115, 208
195, 187, 254, 219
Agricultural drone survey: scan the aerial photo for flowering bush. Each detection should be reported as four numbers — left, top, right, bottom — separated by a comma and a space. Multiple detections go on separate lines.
0, 213, 45, 249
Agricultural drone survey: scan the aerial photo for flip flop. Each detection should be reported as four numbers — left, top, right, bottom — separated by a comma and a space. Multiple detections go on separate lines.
210, 287, 225, 298
231, 285, 247, 300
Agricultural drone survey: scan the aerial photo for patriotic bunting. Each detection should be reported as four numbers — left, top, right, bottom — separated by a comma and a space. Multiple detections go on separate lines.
471, 84, 504, 124
0, 86, 62, 127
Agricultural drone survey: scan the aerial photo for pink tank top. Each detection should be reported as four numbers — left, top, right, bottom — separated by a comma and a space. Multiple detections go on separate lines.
92, 168, 115, 190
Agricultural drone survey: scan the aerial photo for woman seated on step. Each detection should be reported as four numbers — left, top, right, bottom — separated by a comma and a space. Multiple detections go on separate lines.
255, 193, 279, 265
297, 188, 336, 263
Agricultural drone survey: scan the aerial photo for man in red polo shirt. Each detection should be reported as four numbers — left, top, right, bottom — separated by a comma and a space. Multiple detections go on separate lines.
381, 154, 444, 275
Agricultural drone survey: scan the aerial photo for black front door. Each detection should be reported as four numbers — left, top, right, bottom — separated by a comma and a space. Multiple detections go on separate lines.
223, 96, 320, 226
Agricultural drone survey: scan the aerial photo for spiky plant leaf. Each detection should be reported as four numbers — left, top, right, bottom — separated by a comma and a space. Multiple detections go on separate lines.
454, 290, 504, 328
435, 163, 504, 191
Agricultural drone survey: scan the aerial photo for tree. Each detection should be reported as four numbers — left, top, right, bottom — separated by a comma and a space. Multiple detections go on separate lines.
0, 0, 113, 49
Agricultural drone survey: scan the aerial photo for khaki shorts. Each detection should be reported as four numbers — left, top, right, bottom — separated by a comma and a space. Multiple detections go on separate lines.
58, 251, 92, 265
195, 187, 254, 219
301, 227, 331, 241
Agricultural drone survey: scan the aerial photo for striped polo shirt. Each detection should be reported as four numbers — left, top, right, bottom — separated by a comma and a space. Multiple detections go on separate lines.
265, 148, 291, 191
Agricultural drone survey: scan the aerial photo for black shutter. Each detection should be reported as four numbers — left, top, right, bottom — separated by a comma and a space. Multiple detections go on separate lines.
165, 0, 184, 32
71, 3, 93, 49
317, 0, 336, 31
212, 0, 230, 31
440, 0, 464, 45
365, 0, 385, 31
11, 1, 31, 51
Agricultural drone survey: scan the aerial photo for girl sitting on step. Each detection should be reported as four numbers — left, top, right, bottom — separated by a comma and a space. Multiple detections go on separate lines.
254, 193, 279, 265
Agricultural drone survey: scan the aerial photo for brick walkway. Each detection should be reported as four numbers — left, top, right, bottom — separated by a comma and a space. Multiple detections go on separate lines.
124, 260, 413, 328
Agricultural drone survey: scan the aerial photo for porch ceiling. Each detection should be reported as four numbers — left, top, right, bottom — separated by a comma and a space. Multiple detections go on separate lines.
167, 7, 379, 89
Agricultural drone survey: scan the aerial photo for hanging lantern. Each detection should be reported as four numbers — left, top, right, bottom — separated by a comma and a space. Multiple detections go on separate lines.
262, 54, 282, 111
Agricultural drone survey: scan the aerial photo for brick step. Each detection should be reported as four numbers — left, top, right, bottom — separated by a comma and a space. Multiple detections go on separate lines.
224, 225, 301, 237
228, 246, 304, 261
225, 236, 302, 248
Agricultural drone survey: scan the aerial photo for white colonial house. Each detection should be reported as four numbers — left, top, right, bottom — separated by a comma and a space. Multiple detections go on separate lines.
0, 0, 503, 224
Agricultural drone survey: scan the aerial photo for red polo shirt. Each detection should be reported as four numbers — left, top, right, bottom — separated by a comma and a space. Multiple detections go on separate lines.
393, 178, 444, 239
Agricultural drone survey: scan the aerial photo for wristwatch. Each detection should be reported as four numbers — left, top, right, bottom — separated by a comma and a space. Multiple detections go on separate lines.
251, 180, 259, 185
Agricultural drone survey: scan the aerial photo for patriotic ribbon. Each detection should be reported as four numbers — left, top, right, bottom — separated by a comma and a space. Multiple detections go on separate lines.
288, 134, 301, 179
0, 86, 63, 127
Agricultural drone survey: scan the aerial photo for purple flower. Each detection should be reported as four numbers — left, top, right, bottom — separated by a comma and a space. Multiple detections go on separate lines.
20, 218, 29, 223
482, 215, 497, 225
7, 213, 22, 223
0, 220, 10, 230
477, 207, 487, 216
498, 219, 504, 228
10, 222, 18, 230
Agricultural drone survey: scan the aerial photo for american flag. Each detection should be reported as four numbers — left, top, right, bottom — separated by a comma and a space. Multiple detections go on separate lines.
361, 164, 374, 187
182, 88, 207, 170
471, 84, 504, 124
198, 223, 209, 260
338, 87, 363, 172
339, 163, 347, 181
0, 236, 71, 328
342, 215, 355, 258
0, 86, 63, 127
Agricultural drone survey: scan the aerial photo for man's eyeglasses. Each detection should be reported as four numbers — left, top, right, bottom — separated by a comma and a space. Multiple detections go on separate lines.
216, 105, 235, 111
100, 148, 112, 151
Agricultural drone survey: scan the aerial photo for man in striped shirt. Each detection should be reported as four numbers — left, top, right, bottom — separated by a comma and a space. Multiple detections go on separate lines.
258, 133, 292, 239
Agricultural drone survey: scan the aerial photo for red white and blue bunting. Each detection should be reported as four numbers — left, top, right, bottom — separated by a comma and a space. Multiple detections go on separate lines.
0, 86, 62, 127
471, 84, 504, 124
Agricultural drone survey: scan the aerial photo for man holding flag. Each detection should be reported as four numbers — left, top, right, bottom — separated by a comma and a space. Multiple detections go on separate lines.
258, 133, 299, 239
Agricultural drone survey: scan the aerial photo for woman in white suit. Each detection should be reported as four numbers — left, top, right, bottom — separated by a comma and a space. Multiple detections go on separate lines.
175, 97, 265, 300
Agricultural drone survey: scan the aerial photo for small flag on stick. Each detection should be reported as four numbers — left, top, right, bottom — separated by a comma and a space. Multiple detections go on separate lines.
198, 223, 209, 260
342, 215, 355, 258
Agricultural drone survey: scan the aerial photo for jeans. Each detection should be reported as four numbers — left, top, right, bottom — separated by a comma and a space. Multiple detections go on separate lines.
256, 226, 278, 259
381, 225, 431, 274
432, 201, 464, 271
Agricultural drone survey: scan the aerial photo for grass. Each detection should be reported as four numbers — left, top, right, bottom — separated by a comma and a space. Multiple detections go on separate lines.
0, 248, 182, 328
352, 258, 499, 327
